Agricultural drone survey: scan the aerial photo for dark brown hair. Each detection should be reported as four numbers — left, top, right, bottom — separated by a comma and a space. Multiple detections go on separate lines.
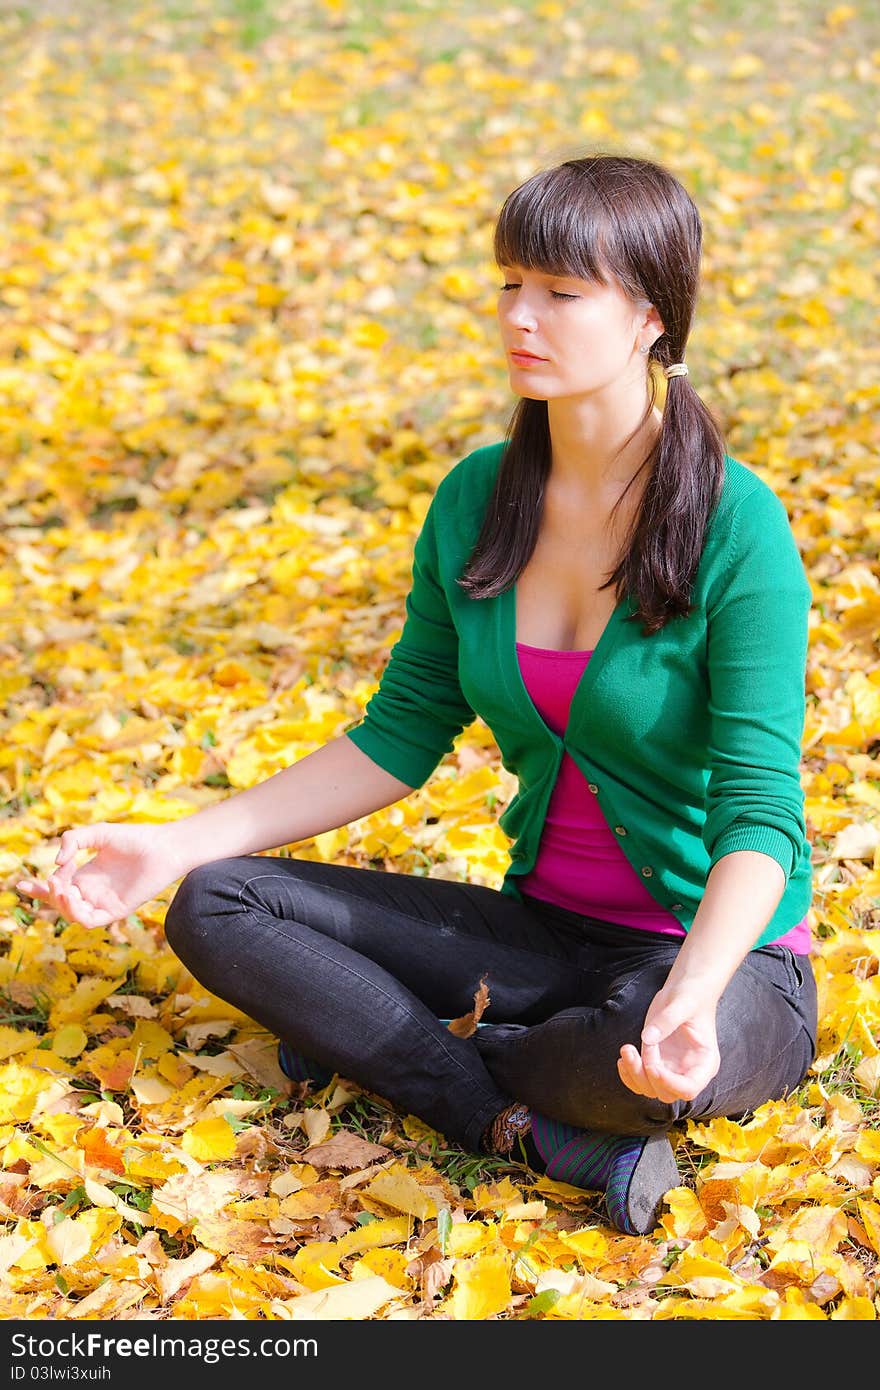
458, 153, 726, 635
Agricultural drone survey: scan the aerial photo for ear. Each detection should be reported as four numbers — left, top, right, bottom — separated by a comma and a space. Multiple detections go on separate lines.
642, 302, 665, 345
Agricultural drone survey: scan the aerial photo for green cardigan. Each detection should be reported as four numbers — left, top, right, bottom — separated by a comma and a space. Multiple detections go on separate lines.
345, 442, 813, 948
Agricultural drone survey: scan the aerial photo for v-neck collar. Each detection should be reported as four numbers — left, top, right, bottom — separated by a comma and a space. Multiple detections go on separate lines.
502, 583, 635, 743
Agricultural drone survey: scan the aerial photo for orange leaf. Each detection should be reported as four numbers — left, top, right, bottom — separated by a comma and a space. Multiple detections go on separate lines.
446, 975, 490, 1039
78, 1127, 126, 1175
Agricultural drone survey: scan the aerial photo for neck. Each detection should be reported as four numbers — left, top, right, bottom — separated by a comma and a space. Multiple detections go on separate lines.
546, 381, 661, 502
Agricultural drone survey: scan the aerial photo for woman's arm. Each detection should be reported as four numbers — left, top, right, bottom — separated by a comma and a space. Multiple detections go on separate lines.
619, 479, 811, 1102
617, 850, 785, 1102
19, 473, 477, 928
17, 736, 417, 929
654, 849, 786, 1004
168, 733, 417, 877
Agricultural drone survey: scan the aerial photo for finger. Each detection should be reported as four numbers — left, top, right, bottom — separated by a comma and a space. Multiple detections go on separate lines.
617, 1044, 658, 1098
56, 828, 86, 866
50, 861, 79, 891
641, 1044, 705, 1103
640, 1043, 692, 1104
65, 881, 105, 929
15, 878, 48, 901
56, 826, 104, 868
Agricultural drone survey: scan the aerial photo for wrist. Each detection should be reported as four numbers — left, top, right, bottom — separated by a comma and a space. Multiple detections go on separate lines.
659, 964, 724, 1010
156, 819, 202, 881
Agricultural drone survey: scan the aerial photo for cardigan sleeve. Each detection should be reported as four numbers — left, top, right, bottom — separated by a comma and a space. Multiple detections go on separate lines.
702, 483, 811, 881
344, 487, 475, 788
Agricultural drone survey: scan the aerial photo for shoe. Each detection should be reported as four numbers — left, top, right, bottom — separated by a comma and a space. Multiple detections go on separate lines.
608, 1131, 680, 1235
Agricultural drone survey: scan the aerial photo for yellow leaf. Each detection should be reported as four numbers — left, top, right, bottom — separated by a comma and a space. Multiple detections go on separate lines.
302, 1107, 331, 1146
664, 1252, 741, 1298
352, 321, 389, 350
52, 1024, 88, 1059
48, 976, 126, 1027
779, 1204, 849, 1253
660, 1186, 709, 1240
470, 1177, 525, 1211
277, 1274, 401, 1320
0, 1062, 55, 1124
44, 1209, 121, 1267
83, 1178, 154, 1227
0, 1233, 36, 1277
447, 1221, 494, 1257
364, 1163, 438, 1220
349, 1248, 412, 1289
287, 1241, 344, 1291
446, 1247, 511, 1320
856, 1199, 880, 1256
854, 1055, 880, 1097
401, 1114, 444, 1147
856, 1131, 880, 1164
0, 1025, 39, 1060
158, 1249, 218, 1303
335, 1215, 412, 1260
557, 1227, 611, 1264
772, 1288, 828, 1320
35, 1113, 85, 1147
830, 1296, 877, 1320
181, 1117, 237, 1162
130, 1076, 174, 1105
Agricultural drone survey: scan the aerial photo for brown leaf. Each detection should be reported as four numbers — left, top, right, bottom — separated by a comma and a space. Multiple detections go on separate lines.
446, 975, 490, 1039
302, 1131, 391, 1171
192, 1215, 275, 1259
226, 1038, 292, 1091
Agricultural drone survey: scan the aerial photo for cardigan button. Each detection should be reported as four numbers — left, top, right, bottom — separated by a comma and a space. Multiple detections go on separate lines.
587, 782, 599, 794
614, 825, 627, 836
670, 903, 683, 911
640, 866, 654, 878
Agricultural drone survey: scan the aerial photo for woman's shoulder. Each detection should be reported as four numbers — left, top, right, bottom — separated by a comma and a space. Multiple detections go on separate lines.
710, 453, 798, 545
702, 454, 807, 600
436, 440, 505, 497
429, 440, 506, 527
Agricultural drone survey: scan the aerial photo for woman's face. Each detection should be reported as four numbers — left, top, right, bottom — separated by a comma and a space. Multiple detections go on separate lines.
496, 263, 661, 401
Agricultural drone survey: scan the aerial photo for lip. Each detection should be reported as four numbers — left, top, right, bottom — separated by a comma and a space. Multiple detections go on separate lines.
509, 349, 548, 363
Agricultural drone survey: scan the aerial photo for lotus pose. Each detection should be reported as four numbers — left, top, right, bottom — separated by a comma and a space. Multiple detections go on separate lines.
18, 154, 817, 1235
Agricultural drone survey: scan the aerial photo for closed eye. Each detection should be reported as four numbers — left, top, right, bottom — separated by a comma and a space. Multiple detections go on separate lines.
499, 284, 579, 300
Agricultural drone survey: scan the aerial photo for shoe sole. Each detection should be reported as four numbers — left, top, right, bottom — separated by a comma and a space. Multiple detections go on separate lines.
623, 1132, 681, 1235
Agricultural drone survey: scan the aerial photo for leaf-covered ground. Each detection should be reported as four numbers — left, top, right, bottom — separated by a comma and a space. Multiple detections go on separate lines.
1, 0, 879, 1320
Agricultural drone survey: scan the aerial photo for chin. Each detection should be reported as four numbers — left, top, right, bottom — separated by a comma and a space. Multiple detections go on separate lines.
512, 384, 553, 402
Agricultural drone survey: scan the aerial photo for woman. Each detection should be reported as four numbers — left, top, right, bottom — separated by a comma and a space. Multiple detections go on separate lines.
16, 154, 817, 1236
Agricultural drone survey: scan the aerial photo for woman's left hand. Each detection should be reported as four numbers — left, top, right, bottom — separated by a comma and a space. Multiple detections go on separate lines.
617, 984, 720, 1103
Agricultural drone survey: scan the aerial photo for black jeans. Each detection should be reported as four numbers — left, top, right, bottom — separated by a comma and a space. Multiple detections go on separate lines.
163, 855, 818, 1155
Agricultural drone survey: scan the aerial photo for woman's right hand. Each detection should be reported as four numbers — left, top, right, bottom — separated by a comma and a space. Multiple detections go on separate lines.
15, 822, 189, 929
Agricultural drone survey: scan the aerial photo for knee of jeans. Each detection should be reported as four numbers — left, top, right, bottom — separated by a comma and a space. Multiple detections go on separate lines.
162, 862, 232, 959
565, 1075, 679, 1136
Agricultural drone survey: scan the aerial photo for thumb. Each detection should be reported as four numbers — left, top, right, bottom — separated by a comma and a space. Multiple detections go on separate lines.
641, 994, 694, 1046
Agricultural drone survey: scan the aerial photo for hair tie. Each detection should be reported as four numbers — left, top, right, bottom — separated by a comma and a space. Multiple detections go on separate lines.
664, 363, 688, 379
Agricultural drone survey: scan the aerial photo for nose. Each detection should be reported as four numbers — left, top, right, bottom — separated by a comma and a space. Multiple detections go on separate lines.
502, 294, 538, 332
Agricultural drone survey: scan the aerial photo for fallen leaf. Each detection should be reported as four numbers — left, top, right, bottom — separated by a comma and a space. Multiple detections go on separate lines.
301, 1132, 390, 1171
446, 975, 491, 1038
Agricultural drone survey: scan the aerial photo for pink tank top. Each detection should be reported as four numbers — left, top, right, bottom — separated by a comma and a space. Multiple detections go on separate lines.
516, 643, 811, 954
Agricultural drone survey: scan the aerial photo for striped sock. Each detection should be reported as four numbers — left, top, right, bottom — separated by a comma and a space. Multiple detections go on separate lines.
527, 1111, 649, 1234
276, 1040, 333, 1087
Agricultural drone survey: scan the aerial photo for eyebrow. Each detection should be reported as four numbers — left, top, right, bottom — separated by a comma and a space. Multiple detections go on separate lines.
498, 265, 585, 281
